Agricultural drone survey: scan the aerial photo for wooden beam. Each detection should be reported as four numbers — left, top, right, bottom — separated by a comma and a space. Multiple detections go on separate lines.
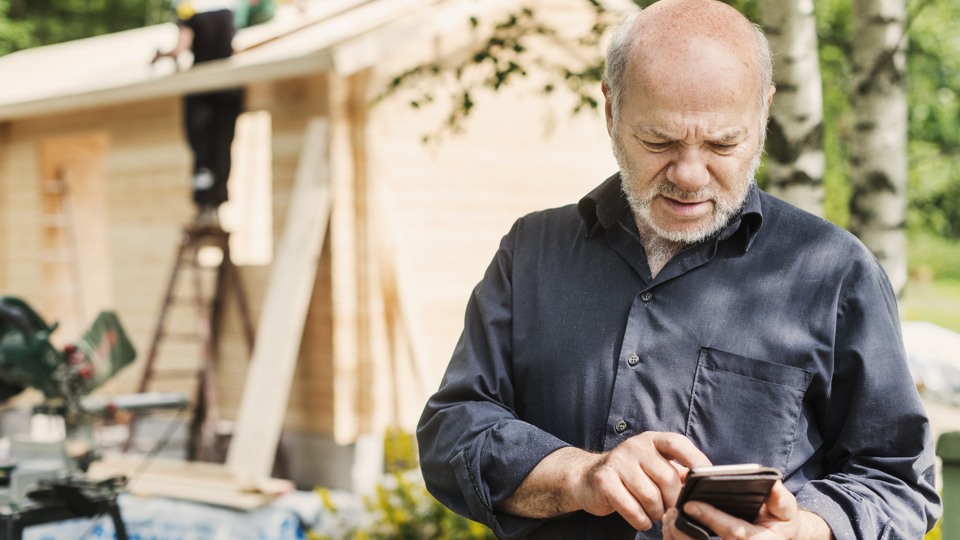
327, 72, 360, 445
225, 118, 332, 482
233, 0, 373, 53
87, 454, 293, 511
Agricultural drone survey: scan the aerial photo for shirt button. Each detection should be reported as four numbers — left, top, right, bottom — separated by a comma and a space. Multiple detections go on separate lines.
640, 292, 652, 302
628, 353, 640, 366
615, 420, 628, 433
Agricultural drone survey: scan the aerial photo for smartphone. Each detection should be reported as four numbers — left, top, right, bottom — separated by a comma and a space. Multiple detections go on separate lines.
675, 463, 782, 539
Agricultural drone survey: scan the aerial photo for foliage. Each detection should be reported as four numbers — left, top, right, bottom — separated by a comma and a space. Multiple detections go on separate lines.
811, 0, 960, 238
374, 4, 615, 143
312, 473, 495, 540
309, 428, 493, 540
0, 0, 171, 55
366, 429, 493, 538
925, 517, 941, 540
357, 473, 495, 540
3, 0, 957, 246
373, 0, 762, 143
813, 0, 855, 227
383, 425, 419, 474
375, 0, 960, 250
904, 0, 960, 240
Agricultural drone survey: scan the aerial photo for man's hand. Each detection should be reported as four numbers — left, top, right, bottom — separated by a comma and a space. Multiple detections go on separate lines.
500, 432, 711, 531
662, 481, 833, 539
574, 432, 712, 530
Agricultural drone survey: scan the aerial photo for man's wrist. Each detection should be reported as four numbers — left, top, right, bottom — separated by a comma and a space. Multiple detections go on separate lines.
560, 447, 604, 513
500, 446, 600, 518
795, 509, 832, 540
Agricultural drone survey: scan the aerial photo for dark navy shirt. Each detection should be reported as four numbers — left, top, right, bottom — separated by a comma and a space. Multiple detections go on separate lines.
417, 174, 941, 539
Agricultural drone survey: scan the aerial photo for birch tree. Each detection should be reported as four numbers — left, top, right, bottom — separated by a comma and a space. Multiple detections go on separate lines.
758, 0, 825, 216
849, 0, 909, 294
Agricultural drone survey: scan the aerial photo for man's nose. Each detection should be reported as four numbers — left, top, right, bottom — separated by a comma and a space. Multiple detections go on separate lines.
667, 148, 711, 192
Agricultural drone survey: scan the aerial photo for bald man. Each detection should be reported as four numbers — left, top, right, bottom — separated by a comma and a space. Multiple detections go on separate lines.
416, 1, 941, 538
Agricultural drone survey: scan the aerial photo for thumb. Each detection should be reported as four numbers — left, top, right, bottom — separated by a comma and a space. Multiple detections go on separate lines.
762, 481, 797, 521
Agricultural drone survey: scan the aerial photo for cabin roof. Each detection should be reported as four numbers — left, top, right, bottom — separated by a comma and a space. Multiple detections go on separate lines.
0, 0, 482, 122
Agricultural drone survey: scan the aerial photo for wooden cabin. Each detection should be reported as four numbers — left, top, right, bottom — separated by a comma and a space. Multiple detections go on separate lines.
0, 0, 621, 491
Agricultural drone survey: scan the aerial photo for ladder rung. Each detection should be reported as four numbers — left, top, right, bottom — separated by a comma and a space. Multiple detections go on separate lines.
158, 332, 201, 342
147, 368, 202, 380
40, 214, 70, 228
167, 297, 210, 307
42, 179, 67, 194
176, 262, 222, 273
40, 250, 77, 262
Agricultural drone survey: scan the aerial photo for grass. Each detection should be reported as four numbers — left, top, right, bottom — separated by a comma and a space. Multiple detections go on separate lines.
904, 232, 960, 331
901, 278, 960, 333
904, 235, 958, 539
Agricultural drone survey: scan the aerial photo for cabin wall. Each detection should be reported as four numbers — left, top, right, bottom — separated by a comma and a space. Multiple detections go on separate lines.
0, 122, 9, 290
217, 73, 336, 437
364, 3, 619, 433
0, 0, 622, 480
0, 98, 190, 384
0, 74, 349, 448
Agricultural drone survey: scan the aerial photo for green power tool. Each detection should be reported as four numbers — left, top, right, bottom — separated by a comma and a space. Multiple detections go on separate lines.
0, 296, 136, 422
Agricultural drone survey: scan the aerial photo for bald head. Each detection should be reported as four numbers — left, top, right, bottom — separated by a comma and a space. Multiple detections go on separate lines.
604, 0, 773, 132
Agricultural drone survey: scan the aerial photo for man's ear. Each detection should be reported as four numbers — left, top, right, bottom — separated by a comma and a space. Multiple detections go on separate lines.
764, 84, 776, 117
602, 82, 614, 137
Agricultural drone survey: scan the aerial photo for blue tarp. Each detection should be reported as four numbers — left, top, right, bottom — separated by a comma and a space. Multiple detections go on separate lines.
23, 490, 322, 540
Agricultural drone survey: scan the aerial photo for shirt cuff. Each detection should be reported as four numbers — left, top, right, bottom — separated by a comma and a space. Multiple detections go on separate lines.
451, 432, 571, 539
795, 482, 891, 540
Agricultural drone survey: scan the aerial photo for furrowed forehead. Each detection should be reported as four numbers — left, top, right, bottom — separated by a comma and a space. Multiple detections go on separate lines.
639, 124, 749, 142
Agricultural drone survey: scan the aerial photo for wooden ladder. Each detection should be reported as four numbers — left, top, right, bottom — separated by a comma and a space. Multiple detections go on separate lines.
39, 168, 85, 338
127, 222, 255, 461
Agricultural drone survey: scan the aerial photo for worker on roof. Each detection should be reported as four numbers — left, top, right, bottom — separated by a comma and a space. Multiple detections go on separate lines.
153, 0, 243, 226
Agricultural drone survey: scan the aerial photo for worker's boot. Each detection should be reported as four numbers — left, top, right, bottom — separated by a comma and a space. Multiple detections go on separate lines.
195, 204, 220, 228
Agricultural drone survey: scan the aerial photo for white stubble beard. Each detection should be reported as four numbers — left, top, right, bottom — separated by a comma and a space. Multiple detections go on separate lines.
612, 134, 761, 246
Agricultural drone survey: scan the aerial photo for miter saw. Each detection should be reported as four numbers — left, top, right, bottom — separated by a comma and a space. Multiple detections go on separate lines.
0, 296, 136, 430
0, 296, 138, 512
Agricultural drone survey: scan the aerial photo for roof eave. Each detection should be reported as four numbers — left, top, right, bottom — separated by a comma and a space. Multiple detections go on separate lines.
0, 50, 336, 122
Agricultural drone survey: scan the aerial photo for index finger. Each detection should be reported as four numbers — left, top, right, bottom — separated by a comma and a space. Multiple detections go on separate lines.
646, 433, 711, 508
652, 433, 712, 471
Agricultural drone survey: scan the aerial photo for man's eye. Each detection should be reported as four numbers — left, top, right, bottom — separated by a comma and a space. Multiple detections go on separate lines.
643, 141, 672, 151
711, 143, 738, 152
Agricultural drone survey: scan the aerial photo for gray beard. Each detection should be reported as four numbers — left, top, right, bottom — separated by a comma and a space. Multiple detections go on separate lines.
613, 136, 759, 246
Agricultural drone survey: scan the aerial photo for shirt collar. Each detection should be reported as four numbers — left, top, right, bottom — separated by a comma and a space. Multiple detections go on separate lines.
577, 173, 629, 234
577, 173, 764, 251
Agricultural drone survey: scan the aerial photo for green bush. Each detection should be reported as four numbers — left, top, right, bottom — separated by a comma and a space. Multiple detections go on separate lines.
311, 427, 494, 540
312, 474, 495, 540
357, 473, 494, 540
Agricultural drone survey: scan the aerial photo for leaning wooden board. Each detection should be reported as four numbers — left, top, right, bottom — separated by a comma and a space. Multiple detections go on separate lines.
226, 118, 332, 482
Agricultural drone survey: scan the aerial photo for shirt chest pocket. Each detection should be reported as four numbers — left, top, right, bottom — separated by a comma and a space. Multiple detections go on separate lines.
684, 348, 812, 472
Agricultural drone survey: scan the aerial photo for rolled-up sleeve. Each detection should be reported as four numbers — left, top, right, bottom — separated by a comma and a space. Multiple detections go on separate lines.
417, 220, 571, 539
794, 264, 941, 538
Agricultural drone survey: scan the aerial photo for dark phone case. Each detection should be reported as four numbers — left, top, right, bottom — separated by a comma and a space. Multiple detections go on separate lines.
675, 466, 781, 539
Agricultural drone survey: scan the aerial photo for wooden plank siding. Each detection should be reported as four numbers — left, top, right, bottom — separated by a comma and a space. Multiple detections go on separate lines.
0, 0, 624, 457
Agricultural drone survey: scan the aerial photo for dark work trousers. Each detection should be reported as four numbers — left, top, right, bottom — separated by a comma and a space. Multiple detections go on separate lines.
184, 87, 243, 208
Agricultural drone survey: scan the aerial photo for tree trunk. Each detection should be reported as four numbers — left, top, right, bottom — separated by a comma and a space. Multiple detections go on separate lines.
849, 0, 908, 295
758, 0, 825, 217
